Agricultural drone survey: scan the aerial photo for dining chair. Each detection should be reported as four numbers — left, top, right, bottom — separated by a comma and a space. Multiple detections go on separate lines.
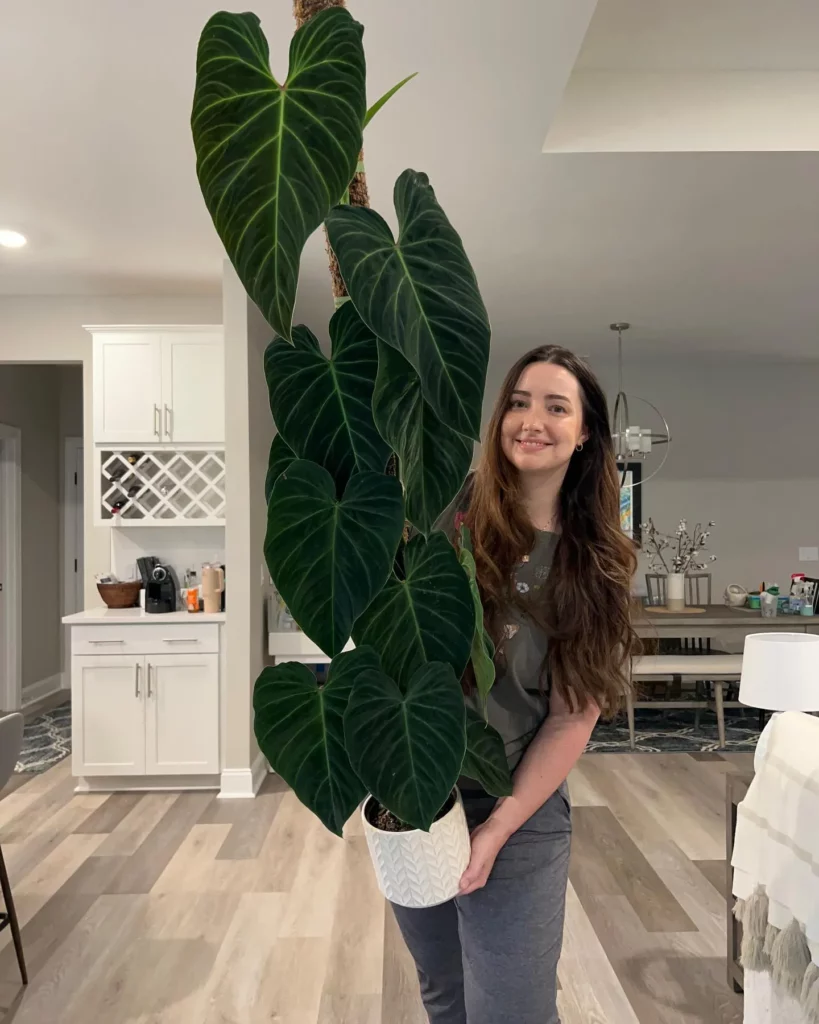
645, 574, 667, 607
0, 713, 28, 984
685, 573, 712, 607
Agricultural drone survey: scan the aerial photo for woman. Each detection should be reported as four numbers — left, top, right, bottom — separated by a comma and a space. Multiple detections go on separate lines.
391, 345, 637, 1024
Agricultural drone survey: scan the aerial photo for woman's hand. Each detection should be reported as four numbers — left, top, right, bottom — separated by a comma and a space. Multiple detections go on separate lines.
458, 819, 510, 895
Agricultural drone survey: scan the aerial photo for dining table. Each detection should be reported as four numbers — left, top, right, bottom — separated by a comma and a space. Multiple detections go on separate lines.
634, 604, 819, 641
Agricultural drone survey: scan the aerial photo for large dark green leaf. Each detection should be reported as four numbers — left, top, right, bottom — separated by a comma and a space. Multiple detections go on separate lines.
344, 661, 466, 830
326, 169, 490, 440
254, 647, 378, 836
265, 434, 296, 504
266, 460, 404, 657
192, 8, 365, 340
462, 708, 513, 798
457, 526, 496, 706
353, 532, 473, 687
265, 303, 389, 492
373, 341, 472, 534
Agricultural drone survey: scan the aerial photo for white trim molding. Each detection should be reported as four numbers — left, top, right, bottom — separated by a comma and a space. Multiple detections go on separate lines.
22, 673, 65, 708
218, 750, 268, 799
0, 423, 22, 712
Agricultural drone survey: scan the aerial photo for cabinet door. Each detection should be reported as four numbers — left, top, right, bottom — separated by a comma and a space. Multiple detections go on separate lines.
93, 333, 162, 443
145, 653, 219, 774
161, 333, 224, 443
72, 656, 146, 775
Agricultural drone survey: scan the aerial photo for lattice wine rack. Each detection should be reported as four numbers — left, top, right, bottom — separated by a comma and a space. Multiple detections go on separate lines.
99, 449, 226, 524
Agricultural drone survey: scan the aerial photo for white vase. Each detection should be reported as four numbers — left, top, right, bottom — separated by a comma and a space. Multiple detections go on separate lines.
667, 572, 686, 611
361, 790, 471, 909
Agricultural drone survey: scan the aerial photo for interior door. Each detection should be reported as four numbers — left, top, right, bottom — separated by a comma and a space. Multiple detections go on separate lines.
145, 653, 219, 774
93, 333, 162, 443
161, 333, 224, 443
72, 655, 146, 775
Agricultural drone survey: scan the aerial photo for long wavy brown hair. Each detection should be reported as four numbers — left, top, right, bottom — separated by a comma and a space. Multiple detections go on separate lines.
463, 345, 637, 717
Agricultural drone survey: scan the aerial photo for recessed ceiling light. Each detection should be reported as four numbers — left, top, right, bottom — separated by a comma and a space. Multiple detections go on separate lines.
0, 230, 27, 249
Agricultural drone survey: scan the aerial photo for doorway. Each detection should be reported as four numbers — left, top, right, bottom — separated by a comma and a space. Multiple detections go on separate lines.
0, 424, 22, 713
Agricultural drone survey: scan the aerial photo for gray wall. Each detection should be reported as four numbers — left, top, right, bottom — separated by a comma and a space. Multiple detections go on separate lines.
0, 364, 82, 692
482, 352, 819, 598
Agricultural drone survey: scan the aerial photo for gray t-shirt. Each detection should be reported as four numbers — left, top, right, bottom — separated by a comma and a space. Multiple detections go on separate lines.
472, 529, 558, 769
436, 486, 557, 773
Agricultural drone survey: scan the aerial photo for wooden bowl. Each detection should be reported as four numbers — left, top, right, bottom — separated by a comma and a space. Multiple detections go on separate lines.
97, 581, 141, 609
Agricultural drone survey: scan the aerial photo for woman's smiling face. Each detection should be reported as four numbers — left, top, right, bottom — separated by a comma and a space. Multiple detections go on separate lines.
500, 361, 588, 475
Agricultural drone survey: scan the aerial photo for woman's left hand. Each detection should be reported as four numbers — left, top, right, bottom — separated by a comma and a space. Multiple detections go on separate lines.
458, 820, 509, 895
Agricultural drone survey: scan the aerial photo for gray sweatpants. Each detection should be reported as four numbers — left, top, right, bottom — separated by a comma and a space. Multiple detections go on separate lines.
391, 787, 571, 1024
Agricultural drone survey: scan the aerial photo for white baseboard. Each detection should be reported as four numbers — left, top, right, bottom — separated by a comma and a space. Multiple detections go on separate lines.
22, 672, 64, 708
218, 750, 268, 799
75, 774, 220, 793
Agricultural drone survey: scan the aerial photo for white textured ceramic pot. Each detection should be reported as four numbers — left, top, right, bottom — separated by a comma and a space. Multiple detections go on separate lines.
361, 790, 471, 909
667, 572, 686, 611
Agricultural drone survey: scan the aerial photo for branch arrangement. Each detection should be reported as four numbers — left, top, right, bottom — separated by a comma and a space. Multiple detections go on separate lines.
640, 518, 717, 575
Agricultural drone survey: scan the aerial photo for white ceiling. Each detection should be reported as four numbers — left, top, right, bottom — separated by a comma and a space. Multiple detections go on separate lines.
2, 0, 819, 359
577, 0, 819, 71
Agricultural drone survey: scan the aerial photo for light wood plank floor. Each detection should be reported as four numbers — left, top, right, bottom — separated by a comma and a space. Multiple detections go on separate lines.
0, 753, 751, 1023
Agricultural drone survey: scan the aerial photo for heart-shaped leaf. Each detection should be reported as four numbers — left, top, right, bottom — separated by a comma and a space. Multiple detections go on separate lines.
326, 169, 490, 440
344, 661, 466, 830
265, 434, 296, 504
266, 460, 404, 657
254, 647, 379, 836
353, 531, 473, 687
462, 707, 513, 798
192, 8, 366, 339
265, 304, 390, 492
373, 340, 472, 534
458, 526, 496, 705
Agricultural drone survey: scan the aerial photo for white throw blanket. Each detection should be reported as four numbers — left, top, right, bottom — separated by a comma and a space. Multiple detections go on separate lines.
732, 711, 819, 1024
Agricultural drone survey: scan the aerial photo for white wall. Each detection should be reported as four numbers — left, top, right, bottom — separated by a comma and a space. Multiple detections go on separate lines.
222, 264, 273, 775
0, 294, 222, 606
483, 351, 819, 598
110, 526, 225, 597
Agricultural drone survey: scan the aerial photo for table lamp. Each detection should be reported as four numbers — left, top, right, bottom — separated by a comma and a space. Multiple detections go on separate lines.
740, 633, 819, 712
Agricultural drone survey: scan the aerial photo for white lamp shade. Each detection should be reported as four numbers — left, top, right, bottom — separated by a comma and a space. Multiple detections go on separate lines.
740, 632, 819, 711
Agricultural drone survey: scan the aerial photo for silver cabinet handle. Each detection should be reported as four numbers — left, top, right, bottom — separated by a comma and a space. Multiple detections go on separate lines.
90, 639, 124, 645
135, 662, 141, 698
154, 404, 160, 437
162, 638, 200, 644
164, 404, 172, 440
147, 662, 153, 698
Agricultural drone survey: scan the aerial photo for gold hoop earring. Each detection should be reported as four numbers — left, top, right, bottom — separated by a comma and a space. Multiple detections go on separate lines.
575, 443, 584, 452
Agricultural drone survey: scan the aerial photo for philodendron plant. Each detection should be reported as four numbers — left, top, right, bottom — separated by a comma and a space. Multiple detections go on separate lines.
192, 5, 512, 835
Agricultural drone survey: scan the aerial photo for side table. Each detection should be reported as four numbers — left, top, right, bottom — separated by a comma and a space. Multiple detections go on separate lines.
726, 771, 753, 993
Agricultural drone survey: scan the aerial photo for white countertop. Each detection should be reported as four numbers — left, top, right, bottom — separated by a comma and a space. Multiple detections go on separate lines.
63, 608, 226, 625
268, 630, 353, 660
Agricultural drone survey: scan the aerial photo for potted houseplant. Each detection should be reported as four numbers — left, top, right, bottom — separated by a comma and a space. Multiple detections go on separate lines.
191, 3, 512, 907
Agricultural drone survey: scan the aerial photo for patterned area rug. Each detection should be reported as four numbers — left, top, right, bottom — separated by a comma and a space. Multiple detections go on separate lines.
11, 700, 757, 775
15, 701, 72, 773
588, 707, 760, 753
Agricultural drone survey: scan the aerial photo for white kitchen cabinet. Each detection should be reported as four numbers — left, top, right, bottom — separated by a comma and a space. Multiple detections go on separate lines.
66, 616, 223, 788
90, 327, 224, 444
146, 653, 219, 774
72, 655, 146, 776
93, 333, 162, 444
161, 332, 224, 443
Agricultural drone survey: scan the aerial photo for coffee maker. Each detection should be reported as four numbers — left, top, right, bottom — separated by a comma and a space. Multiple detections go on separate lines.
145, 564, 177, 614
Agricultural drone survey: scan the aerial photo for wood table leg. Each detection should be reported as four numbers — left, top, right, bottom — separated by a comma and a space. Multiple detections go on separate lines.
715, 681, 726, 749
